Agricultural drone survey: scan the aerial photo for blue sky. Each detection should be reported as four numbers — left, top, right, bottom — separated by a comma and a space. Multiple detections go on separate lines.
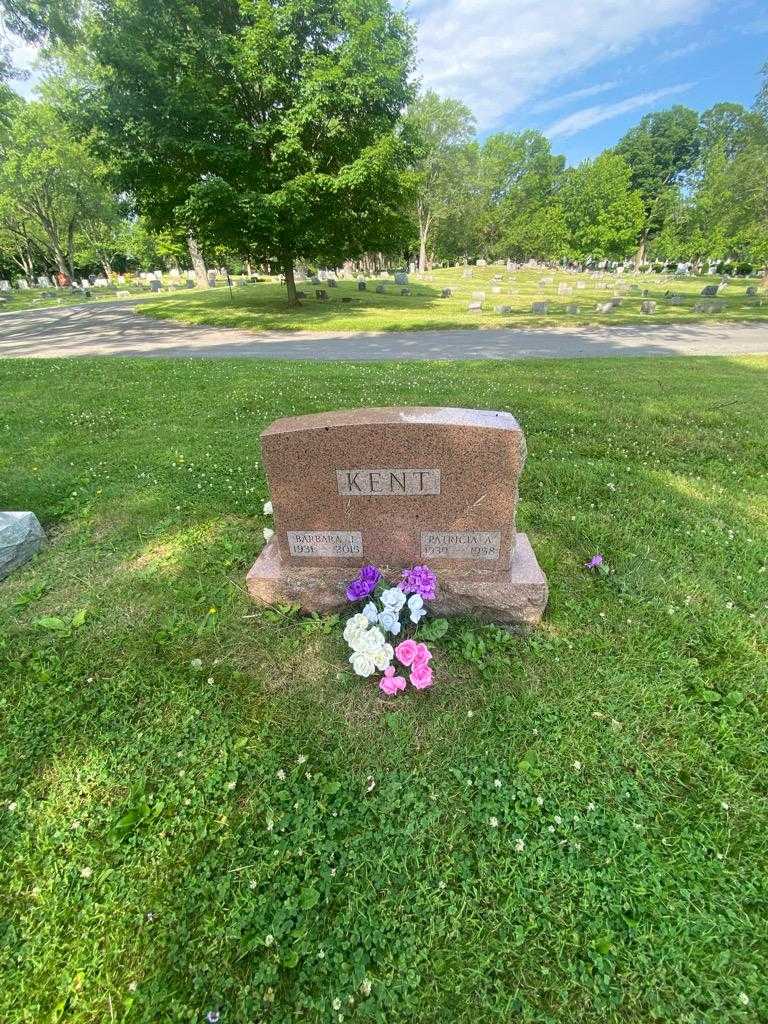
404, 0, 767, 163
5, 0, 767, 166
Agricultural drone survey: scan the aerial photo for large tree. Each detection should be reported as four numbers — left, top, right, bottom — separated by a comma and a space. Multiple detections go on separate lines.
559, 152, 645, 261
0, 100, 112, 277
61, 0, 414, 303
615, 105, 700, 262
405, 90, 476, 271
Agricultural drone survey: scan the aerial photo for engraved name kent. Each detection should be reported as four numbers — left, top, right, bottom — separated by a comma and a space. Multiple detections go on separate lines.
336, 468, 440, 496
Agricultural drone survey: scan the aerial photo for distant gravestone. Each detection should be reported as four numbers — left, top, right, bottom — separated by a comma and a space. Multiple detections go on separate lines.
315, 289, 327, 300
375, 284, 386, 294
94, 277, 109, 287
494, 304, 513, 314
471, 291, 485, 300
357, 281, 367, 291
186, 280, 195, 288
37, 275, 52, 288
246, 407, 548, 629
441, 288, 453, 298
0, 280, 10, 291
462, 269, 473, 279
596, 301, 615, 313
531, 301, 548, 314
17, 279, 30, 290
700, 285, 718, 297
557, 283, 572, 295
153, 269, 163, 280
117, 274, 126, 285
394, 271, 408, 285
716, 282, 728, 293
327, 278, 337, 287
468, 301, 482, 311
746, 286, 758, 296
149, 280, 161, 292
116, 290, 131, 298
565, 304, 580, 314
310, 275, 321, 285
641, 300, 657, 314
400, 288, 411, 296
169, 268, 180, 279
539, 276, 554, 286
476, 258, 487, 267
667, 296, 685, 306
0, 511, 45, 580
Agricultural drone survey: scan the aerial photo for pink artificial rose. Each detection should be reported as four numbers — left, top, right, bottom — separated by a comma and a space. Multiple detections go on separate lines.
413, 642, 432, 666
410, 662, 433, 690
379, 665, 407, 696
395, 638, 419, 667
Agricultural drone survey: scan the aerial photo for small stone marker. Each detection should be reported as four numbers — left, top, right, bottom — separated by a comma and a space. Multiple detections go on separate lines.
557, 283, 572, 295
667, 295, 685, 306
149, 280, 161, 292
565, 304, 580, 314
641, 300, 657, 313
0, 511, 45, 580
186, 280, 195, 288
701, 284, 718, 297
531, 301, 548, 314
468, 301, 482, 311
327, 278, 337, 287
539, 276, 554, 286
246, 408, 548, 628
0, 280, 10, 291
400, 288, 411, 296
596, 301, 614, 313
116, 290, 131, 298
357, 281, 367, 291
375, 284, 386, 293
746, 286, 758, 296
494, 304, 512, 314
441, 288, 452, 298
394, 271, 408, 285
315, 289, 327, 300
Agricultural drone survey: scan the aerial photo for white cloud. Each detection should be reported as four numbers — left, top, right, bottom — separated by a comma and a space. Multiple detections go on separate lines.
531, 81, 619, 115
407, 0, 714, 128
1, 28, 42, 97
543, 82, 694, 138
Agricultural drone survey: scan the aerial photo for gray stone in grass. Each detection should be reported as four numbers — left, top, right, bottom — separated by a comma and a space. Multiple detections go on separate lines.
400, 288, 411, 296
441, 288, 453, 298
641, 300, 657, 314
565, 304, 580, 314
667, 296, 685, 306
468, 301, 482, 311
494, 304, 513, 314
394, 271, 408, 285
327, 278, 337, 287
596, 301, 615, 313
315, 289, 327, 300
745, 286, 757, 297
1, 511, 45, 581
375, 284, 386, 293
357, 281, 366, 291
700, 284, 718, 297
531, 301, 549, 314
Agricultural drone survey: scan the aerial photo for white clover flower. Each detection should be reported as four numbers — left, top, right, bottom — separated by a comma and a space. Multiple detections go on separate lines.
536, 796, 544, 807
80, 866, 93, 879
350, 651, 376, 677
380, 587, 406, 613
190, 658, 202, 670
266, 818, 274, 832
489, 816, 499, 828
721, 801, 730, 810
738, 992, 749, 1006
262, 500, 273, 515
362, 602, 379, 624
494, 779, 502, 789
514, 838, 525, 852
573, 761, 582, 771
332, 998, 342, 1011
297, 754, 307, 764
377, 609, 401, 635
360, 979, 372, 998
276, 769, 286, 781
262, 527, 274, 542
7, 802, 17, 812
265, 934, 275, 947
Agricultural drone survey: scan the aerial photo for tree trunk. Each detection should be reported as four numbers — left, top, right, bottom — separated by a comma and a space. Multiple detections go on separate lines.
635, 240, 646, 265
284, 260, 300, 306
187, 232, 209, 287
100, 257, 112, 279
418, 212, 430, 273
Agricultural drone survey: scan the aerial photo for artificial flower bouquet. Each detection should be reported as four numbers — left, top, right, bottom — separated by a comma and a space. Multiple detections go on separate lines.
343, 563, 441, 695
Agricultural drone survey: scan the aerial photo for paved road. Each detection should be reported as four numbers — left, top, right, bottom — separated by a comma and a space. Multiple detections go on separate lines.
1, 300, 767, 360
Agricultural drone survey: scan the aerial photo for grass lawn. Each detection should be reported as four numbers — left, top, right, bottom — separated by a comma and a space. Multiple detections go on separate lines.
0, 284, 153, 315
1, 355, 767, 1023
136, 266, 768, 333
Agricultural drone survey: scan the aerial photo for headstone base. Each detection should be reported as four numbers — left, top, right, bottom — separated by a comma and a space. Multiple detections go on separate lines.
246, 532, 547, 631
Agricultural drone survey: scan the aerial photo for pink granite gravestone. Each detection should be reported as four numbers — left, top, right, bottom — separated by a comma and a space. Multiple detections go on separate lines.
246, 407, 547, 629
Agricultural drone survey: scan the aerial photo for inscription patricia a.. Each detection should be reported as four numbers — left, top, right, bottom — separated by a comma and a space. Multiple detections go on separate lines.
287, 530, 363, 557
421, 530, 501, 560
337, 468, 440, 497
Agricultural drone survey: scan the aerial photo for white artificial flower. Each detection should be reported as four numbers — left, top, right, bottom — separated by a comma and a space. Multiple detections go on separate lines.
349, 651, 376, 677
343, 614, 370, 645
407, 594, 426, 624
263, 500, 273, 515
380, 587, 406, 613
362, 602, 379, 624
377, 609, 401, 635
357, 625, 386, 653
371, 643, 394, 671
262, 527, 274, 542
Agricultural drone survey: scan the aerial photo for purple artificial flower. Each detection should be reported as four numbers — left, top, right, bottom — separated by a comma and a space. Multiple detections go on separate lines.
584, 554, 604, 570
400, 564, 437, 601
345, 564, 382, 602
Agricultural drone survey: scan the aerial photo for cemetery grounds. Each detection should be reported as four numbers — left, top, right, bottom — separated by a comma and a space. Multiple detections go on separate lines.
1, 354, 767, 1023
135, 265, 768, 333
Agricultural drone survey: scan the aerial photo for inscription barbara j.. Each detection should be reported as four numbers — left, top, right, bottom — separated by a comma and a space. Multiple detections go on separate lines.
337, 468, 440, 496
421, 530, 501, 560
287, 531, 363, 557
